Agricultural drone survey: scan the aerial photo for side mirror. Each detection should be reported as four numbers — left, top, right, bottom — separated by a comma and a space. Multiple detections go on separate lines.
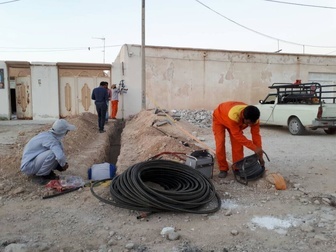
259, 100, 263, 104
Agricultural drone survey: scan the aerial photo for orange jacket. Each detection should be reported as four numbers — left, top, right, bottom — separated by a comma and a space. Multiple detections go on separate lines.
213, 101, 262, 151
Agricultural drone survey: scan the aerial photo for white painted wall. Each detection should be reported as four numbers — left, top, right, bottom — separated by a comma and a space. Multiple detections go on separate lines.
30, 63, 59, 120
112, 44, 336, 118
112, 45, 142, 119
0, 62, 10, 119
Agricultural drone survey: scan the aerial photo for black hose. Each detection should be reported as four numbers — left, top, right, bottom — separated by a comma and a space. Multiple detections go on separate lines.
42, 186, 81, 199
233, 152, 270, 185
90, 159, 221, 214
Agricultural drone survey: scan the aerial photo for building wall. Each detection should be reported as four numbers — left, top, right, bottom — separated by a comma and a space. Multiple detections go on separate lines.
31, 63, 59, 120
0, 62, 10, 119
112, 44, 336, 118
112, 45, 142, 119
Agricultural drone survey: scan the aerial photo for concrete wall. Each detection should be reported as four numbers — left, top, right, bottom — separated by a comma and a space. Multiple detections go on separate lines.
31, 63, 60, 120
112, 45, 143, 119
0, 62, 10, 119
112, 44, 336, 118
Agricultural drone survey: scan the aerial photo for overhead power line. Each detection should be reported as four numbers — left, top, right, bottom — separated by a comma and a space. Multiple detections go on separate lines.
264, 0, 336, 10
0, 0, 20, 4
0, 45, 122, 53
195, 0, 336, 49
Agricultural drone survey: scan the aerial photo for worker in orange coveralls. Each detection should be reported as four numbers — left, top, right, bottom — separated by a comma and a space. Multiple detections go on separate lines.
110, 84, 120, 120
212, 101, 264, 178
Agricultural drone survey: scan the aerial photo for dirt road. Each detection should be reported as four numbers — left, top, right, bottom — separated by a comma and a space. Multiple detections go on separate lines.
1, 111, 336, 252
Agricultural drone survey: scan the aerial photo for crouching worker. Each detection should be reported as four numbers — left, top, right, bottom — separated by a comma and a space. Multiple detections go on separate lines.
20, 119, 76, 183
213, 101, 264, 178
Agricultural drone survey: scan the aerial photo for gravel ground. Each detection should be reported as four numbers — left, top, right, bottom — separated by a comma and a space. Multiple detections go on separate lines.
0, 110, 336, 252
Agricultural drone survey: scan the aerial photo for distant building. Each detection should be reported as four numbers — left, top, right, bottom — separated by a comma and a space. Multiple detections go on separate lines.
1, 44, 335, 120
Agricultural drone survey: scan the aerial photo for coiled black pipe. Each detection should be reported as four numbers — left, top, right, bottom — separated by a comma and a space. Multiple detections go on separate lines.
91, 159, 221, 214
233, 152, 270, 185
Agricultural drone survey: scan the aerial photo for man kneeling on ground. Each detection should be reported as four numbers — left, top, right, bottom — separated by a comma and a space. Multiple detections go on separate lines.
20, 119, 76, 183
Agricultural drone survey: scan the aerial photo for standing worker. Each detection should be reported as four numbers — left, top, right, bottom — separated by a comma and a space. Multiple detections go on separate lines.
105, 85, 112, 122
110, 84, 121, 120
92, 81, 109, 133
212, 101, 264, 178
20, 119, 76, 184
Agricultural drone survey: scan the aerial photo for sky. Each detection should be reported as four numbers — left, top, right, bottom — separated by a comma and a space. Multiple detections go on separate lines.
1, 0, 336, 64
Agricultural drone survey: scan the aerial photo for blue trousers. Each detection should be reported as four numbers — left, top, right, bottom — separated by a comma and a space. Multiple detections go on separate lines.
95, 102, 107, 131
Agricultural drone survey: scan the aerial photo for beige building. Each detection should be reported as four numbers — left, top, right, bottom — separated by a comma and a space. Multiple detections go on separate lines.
1, 44, 336, 120
112, 44, 336, 118
0, 62, 111, 120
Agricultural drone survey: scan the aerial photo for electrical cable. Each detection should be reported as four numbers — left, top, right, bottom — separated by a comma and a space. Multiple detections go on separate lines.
264, 0, 336, 10
0, 45, 122, 53
90, 159, 221, 215
195, 0, 336, 49
233, 152, 270, 185
0, 0, 20, 4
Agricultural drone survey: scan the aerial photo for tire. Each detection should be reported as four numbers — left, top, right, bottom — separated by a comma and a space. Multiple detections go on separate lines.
288, 117, 305, 135
324, 128, 336, 135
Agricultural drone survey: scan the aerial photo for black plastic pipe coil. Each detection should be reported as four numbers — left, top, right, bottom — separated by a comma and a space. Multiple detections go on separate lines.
91, 159, 221, 214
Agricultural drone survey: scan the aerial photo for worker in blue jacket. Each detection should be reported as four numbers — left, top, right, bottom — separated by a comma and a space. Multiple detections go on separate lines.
91, 81, 109, 133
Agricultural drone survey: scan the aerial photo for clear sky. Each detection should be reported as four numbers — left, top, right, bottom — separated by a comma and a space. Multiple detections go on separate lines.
1, 0, 336, 64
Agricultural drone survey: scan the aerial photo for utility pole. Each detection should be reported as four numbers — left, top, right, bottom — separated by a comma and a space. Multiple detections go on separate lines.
141, 0, 146, 110
92, 37, 106, 63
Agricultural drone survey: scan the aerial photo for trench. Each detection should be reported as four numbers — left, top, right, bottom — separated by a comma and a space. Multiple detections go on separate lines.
106, 120, 125, 165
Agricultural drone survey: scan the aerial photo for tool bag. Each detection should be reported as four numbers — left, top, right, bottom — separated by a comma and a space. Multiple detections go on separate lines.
185, 149, 214, 179
232, 151, 270, 185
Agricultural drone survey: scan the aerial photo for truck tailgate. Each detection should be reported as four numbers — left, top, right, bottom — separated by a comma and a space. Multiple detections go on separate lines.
322, 104, 336, 118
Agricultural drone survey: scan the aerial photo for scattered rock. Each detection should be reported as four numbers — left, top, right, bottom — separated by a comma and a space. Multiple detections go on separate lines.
300, 223, 315, 232
167, 232, 180, 241
4, 243, 28, 252
230, 230, 239, 236
12, 187, 24, 195
125, 242, 135, 250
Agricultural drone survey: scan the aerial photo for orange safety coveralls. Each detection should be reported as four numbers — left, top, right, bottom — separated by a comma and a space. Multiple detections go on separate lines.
111, 100, 119, 119
212, 101, 262, 172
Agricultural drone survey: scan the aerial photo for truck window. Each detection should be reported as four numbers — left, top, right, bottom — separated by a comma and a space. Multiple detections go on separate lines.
261, 94, 277, 104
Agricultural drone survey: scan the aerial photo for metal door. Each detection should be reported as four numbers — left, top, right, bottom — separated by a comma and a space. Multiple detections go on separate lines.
60, 77, 76, 117
16, 76, 32, 119
78, 77, 96, 114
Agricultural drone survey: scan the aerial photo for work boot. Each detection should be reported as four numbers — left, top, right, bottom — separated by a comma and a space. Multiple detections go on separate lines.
31, 171, 59, 185
41, 171, 59, 180
55, 163, 67, 172
218, 171, 228, 178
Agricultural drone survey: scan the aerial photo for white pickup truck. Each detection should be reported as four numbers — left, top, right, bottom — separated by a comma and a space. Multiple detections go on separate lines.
255, 82, 336, 135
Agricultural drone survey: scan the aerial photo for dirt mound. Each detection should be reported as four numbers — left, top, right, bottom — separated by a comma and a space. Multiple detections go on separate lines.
117, 110, 202, 172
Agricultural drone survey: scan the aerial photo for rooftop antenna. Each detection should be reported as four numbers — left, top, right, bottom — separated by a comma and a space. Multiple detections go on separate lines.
92, 37, 106, 63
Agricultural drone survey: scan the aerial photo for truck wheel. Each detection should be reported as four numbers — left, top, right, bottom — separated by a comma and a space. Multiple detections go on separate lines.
324, 128, 336, 135
288, 117, 305, 135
